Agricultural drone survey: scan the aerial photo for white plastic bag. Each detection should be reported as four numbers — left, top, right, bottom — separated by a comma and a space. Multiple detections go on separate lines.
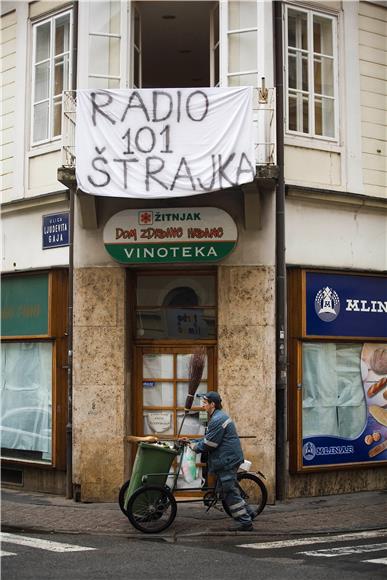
181, 446, 197, 483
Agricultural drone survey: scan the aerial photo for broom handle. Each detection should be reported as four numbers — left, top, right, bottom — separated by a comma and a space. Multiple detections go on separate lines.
176, 412, 188, 438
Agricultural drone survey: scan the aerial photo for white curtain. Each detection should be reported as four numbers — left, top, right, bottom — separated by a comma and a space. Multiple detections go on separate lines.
302, 343, 366, 439
1, 342, 52, 460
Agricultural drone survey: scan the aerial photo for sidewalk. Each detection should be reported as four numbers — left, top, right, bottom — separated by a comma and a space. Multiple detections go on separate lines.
1, 487, 386, 540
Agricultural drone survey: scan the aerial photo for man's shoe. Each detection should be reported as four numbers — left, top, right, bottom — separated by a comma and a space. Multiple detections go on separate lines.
228, 522, 254, 532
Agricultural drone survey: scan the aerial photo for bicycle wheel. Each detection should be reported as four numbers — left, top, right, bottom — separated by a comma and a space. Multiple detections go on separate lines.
126, 485, 177, 534
118, 480, 130, 515
222, 473, 267, 519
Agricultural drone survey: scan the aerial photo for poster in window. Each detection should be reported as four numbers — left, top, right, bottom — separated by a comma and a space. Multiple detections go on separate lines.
302, 343, 387, 467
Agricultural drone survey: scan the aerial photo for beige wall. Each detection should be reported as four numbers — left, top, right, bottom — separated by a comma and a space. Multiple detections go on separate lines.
359, 1, 387, 198
72, 267, 126, 501
217, 265, 276, 502
1, 9, 16, 200
29, 0, 71, 19
284, 147, 341, 188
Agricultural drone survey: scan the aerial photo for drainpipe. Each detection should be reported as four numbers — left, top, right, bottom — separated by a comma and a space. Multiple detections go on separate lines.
66, 1, 78, 500
66, 186, 74, 499
274, 0, 287, 502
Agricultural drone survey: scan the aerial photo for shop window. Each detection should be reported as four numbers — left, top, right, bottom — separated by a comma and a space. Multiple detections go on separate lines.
302, 343, 366, 439
31, 9, 73, 145
136, 273, 216, 340
1, 343, 53, 462
288, 269, 387, 472
1, 271, 68, 468
285, 5, 337, 140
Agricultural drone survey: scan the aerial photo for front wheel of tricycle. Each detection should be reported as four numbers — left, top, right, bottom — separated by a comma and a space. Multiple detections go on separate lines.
126, 485, 177, 534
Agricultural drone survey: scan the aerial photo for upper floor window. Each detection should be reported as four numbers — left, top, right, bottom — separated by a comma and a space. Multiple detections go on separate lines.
285, 5, 338, 140
31, 10, 73, 146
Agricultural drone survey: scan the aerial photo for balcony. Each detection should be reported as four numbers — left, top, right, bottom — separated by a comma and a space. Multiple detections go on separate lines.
60, 87, 277, 229
62, 87, 276, 170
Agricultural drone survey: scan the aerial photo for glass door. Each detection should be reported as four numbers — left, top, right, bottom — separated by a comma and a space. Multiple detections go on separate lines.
134, 346, 215, 489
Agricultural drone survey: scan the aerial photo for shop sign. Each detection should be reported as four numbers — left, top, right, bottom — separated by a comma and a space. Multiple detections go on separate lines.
306, 272, 387, 338
1, 274, 49, 336
103, 207, 238, 264
42, 212, 69, 249
145, 412, 172, 433
75, 87, 255, 199
303, 343, 387, 467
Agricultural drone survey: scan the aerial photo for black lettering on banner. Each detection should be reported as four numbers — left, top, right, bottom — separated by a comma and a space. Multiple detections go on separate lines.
236, 152, 255, 183
145, 157, 168, 190
88, 150, 111, 187
186, 90, 209, 122
218, 153, 237, 188
122, 128, 134, 154
152, 91, 173, 122
121, 91, 150, 123
135, 127, 156, 153
197, 154, 216, 191
91, 91, 116, 126
177, 91, 182, 122
113, 158, 139, 189
170, 157, 196, 191
159, 125, 173, 153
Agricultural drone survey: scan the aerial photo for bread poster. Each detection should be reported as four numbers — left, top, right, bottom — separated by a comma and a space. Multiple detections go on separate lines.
361, 344, 387, 458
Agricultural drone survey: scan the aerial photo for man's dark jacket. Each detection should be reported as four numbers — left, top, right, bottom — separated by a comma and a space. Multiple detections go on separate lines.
191, 409, 244, 473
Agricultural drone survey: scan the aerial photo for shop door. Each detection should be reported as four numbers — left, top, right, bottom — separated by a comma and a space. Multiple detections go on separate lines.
135, 346, 215, 438
132, 270, 217, 489
134, 346, 215, 490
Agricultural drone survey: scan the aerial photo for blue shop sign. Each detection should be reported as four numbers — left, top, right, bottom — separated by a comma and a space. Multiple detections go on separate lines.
306, 272, 387, 338
42, 212, 69, 249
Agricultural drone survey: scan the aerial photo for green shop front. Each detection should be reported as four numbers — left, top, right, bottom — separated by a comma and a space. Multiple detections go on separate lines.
1, 270, 68, 492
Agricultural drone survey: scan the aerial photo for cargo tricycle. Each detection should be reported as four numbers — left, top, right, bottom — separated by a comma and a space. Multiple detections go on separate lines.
119, 437, 267, 534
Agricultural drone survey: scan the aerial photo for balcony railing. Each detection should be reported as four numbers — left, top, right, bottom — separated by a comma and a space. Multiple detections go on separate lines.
62, 86, 276, 169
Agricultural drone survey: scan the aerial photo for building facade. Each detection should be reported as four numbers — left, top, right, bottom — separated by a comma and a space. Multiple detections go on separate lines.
1, 0, 386, 502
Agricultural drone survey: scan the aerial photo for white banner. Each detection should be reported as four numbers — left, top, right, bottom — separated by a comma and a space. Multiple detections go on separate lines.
75, 87, 255, 199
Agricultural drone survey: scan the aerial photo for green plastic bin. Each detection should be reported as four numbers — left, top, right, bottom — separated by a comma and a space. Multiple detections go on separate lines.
124, 442, 179, 510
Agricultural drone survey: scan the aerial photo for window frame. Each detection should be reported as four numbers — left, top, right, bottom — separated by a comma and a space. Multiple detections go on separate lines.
133, 270, 218, 344
1, 270, 68, 469
284, 3, 339, 143
288, 268, 387, 474
30, 8, 73, 148
220, 0, 260, 88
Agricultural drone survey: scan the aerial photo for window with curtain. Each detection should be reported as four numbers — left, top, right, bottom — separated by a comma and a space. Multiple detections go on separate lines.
1, 342, 53, 462
302, 343, 367, 439
31, 10, 72, 145
285, 5, 337, 139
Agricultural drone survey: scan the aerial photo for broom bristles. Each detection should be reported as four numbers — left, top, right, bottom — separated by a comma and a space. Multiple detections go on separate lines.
185, 346, 206, 411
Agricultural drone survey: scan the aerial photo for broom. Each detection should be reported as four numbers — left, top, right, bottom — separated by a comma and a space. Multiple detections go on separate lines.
177, 346, 206, 437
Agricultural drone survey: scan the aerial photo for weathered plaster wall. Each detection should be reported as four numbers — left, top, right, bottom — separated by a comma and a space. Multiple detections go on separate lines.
72, 267, 126, 501
217, 265, 276, 502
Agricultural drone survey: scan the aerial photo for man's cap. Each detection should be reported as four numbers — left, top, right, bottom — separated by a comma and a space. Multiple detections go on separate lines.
197, 391, 222, 404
